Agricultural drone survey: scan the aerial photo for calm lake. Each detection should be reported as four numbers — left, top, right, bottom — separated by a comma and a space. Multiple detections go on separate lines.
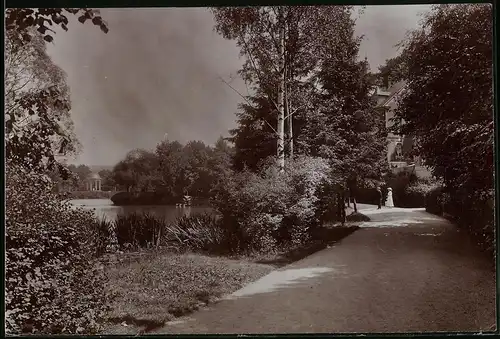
70, 199, 213, 222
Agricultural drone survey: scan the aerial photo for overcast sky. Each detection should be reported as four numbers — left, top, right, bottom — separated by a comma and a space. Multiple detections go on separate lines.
47, 5, 431, 166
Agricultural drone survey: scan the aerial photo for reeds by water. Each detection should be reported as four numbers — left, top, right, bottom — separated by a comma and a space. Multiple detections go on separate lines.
101, 212, 227, 254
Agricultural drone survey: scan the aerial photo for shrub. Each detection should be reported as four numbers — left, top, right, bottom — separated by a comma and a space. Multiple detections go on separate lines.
383, 172, 412, 207
354, 172, 438, 208
401, 180, 439, 208
346, 212, 371, 222
5, 163, 111, 334
355, 185, 381, 205
211, 168, 285, 253
448, 189, 494, 253
211, 155, 332, 253
426, 185, 494, 254
425, 186, 444, 215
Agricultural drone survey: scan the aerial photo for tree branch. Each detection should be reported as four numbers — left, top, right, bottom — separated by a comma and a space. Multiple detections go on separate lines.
218, 75, 278, 135
239, 33, 280, 113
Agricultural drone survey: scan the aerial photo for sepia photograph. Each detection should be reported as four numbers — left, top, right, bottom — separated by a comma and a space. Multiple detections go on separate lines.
4, 3, 496, 335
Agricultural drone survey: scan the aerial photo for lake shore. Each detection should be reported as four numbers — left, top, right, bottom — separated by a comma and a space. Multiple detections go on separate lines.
66, 190, 116, 200
70, 199, 213, 222
110, 192, 211, 207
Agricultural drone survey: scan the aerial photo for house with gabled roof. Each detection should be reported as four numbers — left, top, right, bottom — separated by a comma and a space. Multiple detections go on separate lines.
374, 81, 432, 178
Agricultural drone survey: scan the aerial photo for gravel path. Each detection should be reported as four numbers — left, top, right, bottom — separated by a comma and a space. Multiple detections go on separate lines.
154, 206, 496, 334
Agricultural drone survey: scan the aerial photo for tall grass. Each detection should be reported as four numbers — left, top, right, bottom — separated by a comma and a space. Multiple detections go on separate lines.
115, 213, 165, 249
107, 212, 231, 254
163, 214, 227, 253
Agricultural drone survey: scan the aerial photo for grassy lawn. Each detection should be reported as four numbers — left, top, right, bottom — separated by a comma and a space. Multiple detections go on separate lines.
102, 251, 274, 334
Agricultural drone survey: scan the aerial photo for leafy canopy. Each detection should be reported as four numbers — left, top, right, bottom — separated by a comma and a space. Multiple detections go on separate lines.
391, 4, 493, 198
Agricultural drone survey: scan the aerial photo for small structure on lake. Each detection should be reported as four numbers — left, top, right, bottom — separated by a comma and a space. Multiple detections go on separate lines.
176, 195, 192, 207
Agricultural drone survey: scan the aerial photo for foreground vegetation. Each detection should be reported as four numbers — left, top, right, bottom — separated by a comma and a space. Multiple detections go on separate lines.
103, 253, 274, 334
5, 163, 110, 334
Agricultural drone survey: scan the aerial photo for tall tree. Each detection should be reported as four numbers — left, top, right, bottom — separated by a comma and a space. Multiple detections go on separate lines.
112, 161, 135, 192
155, 140, 187, 197
5, 29, 78, 172
391, 4, 493, 201
5, 8, 108, 174
111, 149, 160, 192
128, 149, 161, 192
211, 136, 234, 174
212, 6, 335, 170
183, 141, 213, 197
206, 136, 235, 197
229, 95, 277, 171
73, 164, 92, 184
298, 9, 387, 205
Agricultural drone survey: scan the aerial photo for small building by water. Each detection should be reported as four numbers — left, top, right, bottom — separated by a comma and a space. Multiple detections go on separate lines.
85, 173, 102, 191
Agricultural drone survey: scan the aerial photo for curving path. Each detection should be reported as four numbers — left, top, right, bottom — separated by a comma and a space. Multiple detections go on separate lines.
155, 205, 496, 334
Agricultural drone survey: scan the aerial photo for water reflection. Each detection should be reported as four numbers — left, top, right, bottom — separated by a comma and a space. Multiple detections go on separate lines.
70, 198, 212, 222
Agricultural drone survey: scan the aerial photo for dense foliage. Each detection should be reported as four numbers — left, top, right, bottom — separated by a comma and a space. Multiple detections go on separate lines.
212, 6, 333, 168
110, 137, 234, 200
5, 29, 77, 174
211, 155, 334, 253
391, 4, 494, 247
376, 54, 407, 89
5, 163, 112, 334
299, 36, 387, 191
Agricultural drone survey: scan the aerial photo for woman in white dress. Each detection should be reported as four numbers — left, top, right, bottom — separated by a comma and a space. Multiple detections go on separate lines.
386, 187, 394, 207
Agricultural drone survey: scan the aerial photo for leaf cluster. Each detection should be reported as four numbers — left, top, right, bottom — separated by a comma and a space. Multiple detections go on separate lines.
5, 8, 108, 44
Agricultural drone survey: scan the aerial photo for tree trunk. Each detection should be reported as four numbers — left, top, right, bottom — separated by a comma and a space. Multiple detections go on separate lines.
287, 94, 293, 157
276, 7, 285, 171
284, 18, 293, 159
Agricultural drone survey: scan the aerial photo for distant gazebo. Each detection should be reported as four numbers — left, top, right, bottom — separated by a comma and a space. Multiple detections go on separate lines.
85, 173, 102, 191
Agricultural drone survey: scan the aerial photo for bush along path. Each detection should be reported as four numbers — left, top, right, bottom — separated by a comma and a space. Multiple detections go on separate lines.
152, 206, 495, 334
